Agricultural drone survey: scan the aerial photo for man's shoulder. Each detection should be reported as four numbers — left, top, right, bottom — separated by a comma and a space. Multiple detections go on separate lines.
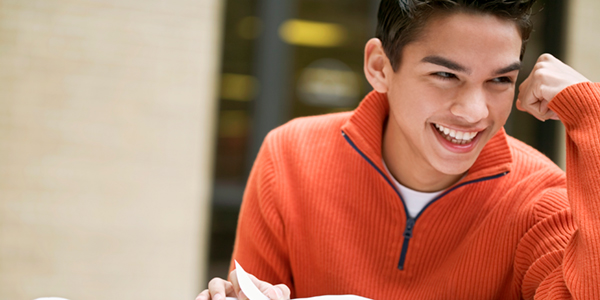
257, 111, 356, 167
267, 111, 353, 144
505, 134, 564, 175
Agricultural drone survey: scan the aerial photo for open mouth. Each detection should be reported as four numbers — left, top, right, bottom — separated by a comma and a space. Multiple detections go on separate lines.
433, 123, 479, 145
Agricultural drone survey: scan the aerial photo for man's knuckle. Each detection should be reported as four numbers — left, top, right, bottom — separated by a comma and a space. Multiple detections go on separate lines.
538, 53, 552, 61
208, 277, 224, 287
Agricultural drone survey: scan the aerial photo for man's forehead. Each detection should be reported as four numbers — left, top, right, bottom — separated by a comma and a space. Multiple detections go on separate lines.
402, 12, 523, 74
414, 12, 522, 46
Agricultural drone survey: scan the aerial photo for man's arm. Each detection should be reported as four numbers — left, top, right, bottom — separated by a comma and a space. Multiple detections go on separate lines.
229, 131, 293, 291
196, 132, 292, 300
516, 53, 600, 299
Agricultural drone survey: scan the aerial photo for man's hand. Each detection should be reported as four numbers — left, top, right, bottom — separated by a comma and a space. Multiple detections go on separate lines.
516, 53, 590, 121
196, 270, 291, 300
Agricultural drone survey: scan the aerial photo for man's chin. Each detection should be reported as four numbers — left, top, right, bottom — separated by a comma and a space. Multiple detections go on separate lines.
431, 154, 478, 177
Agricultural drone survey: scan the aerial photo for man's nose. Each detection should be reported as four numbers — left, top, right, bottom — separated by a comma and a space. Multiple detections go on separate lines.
450, 87, 489, 123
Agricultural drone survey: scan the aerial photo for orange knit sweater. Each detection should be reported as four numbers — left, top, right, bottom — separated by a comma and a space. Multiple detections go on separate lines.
231, 82, 600, 299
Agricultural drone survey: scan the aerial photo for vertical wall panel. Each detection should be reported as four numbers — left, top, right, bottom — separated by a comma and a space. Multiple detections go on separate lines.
555, 0, 600, 169
0, 0, 222, 299
566, 0, 600, 82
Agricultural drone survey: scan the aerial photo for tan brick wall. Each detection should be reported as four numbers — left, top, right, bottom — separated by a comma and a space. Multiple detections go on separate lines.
0, 0, 222, 299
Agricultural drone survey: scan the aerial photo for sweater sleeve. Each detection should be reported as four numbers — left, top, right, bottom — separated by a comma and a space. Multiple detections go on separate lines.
523, 82, 600, 299
229, 131, 294, 295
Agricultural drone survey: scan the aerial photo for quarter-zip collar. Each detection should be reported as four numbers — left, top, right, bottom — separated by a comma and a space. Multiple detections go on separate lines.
340, 91, 513, 183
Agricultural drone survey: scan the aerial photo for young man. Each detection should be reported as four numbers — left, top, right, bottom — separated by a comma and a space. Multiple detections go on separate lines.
199, 0, 599, 299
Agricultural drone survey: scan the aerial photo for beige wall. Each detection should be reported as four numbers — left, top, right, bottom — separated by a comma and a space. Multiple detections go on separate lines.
556, 0, 600, 169
0, 0, 222, 299
566, 0, 600, 82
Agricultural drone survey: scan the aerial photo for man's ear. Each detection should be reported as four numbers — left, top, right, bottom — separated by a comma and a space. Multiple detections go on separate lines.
364, 38, 391, 93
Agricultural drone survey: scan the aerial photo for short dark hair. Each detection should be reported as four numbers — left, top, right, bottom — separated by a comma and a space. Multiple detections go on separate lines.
376, 0, 537, 71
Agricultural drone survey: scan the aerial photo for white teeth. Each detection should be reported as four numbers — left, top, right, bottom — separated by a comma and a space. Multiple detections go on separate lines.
448, 129, 456, 138
433, 123, 479, 144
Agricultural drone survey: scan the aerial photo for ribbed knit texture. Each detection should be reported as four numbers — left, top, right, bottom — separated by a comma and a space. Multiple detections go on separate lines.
231, 83, 600, 299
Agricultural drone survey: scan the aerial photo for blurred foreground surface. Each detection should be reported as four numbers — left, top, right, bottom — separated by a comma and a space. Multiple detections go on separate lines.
0, 0, 222, 299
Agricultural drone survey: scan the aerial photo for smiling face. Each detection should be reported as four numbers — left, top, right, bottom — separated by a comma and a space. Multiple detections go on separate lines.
373, 12, 522, 191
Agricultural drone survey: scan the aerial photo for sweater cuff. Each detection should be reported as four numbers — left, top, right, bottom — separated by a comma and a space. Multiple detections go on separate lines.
548, 82, 600, 129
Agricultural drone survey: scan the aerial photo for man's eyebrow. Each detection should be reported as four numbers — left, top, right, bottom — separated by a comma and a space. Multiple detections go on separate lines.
421, 55, 470, 74
422, 56, 522, 76
493, 62, 522, 75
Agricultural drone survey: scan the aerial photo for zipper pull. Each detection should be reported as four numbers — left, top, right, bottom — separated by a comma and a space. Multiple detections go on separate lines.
398, 217, 416, 270
403, 218, 415, 238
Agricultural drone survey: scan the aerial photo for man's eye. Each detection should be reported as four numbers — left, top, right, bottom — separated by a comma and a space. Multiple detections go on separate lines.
491, 77, 513, 84
434, 72, 457, 80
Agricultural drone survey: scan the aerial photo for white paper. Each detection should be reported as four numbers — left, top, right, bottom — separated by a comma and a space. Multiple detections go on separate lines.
228, 261, 372, 300
235, 260, 270, 300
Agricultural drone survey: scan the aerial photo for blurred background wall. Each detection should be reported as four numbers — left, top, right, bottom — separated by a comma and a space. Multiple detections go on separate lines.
558, 0, 600, 168
0, 0, 222, 299
567, 0, 600, 80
